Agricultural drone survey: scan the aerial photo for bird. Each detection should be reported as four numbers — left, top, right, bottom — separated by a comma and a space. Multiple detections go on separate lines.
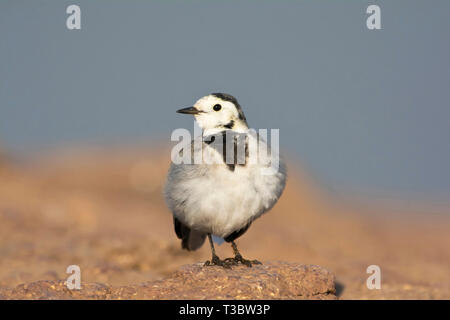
164, 93, 286, 267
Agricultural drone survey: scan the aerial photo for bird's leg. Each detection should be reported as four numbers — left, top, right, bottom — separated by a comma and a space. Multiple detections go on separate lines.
204, 234, 232, 268
228, 241, 262, 267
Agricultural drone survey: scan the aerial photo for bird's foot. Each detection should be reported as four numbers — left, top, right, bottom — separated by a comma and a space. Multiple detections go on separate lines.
204, 255, 233, 269
225, 254, 262, 267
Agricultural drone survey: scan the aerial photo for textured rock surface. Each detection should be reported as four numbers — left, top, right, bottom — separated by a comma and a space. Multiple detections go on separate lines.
136, 262, 336, 300
0, 262, 336, 300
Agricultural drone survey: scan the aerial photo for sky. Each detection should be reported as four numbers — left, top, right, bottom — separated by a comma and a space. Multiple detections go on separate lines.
1, 0, 449, 201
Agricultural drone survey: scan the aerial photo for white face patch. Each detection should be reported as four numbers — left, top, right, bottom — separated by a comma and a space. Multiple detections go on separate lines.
193, 95, 246, 132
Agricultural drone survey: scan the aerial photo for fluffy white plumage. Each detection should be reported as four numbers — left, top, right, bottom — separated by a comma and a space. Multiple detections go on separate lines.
164, 93, 286, 251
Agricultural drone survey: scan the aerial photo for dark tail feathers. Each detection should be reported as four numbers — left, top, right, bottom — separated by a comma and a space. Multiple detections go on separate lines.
173, 217, 206, 251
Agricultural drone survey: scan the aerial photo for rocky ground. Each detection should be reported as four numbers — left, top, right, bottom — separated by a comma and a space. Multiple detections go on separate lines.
0, 147, 449, 299
0, 262, 336, 300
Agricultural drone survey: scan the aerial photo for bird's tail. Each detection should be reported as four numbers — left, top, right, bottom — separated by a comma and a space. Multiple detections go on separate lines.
183, 229, 206, 251
173, 217, 206, 251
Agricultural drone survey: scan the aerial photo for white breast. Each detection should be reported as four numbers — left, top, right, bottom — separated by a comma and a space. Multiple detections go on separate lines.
165, 131, 286, 238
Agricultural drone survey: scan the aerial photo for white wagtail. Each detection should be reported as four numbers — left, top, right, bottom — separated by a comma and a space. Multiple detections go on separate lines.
164, 93, 286, 267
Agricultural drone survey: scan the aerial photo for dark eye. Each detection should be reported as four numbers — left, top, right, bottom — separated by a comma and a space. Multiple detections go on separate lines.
213, 104, 222, 111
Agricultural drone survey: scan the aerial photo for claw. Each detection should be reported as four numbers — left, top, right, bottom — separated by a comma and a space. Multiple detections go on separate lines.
204, 255, 233, 269
227, 241, 262, 267
233, 254, 261, 267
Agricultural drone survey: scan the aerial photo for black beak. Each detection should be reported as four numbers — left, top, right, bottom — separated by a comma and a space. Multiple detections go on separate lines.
176, 106, 201, 115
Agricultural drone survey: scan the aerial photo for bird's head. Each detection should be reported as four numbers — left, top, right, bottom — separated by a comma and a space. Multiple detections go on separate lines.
177, 93, 248, 133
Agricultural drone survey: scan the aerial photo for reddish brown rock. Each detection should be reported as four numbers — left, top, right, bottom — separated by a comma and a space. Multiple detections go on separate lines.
0, 262, 336, 300
2, 281, 112, 300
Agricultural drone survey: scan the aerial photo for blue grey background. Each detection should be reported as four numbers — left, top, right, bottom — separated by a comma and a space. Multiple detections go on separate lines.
1, 0, 449, 201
